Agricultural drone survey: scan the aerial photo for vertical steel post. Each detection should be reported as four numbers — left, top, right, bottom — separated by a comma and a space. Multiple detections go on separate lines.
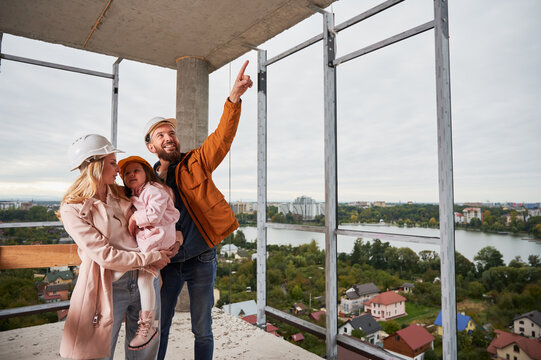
323, 11, 338, 360
434, 1, 458, 359
256, 49, 268, 328
0, 33, 3, 71
110, 58, 122, 146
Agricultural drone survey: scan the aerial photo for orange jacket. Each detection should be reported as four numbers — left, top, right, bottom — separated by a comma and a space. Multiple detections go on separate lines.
175, 100, 241, 248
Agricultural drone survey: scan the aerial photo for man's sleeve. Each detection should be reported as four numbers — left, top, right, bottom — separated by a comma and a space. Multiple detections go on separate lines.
197, 99, 241, 172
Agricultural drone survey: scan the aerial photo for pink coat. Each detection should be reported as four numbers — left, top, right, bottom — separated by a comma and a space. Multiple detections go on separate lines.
59, 188, 163, 359
131, 182, 180, 253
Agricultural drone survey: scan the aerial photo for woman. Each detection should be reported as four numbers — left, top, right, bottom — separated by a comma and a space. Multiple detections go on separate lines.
58, 134, 173, 359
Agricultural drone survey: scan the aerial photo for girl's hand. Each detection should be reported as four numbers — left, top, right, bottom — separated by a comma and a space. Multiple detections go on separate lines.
128, 215, 137, 236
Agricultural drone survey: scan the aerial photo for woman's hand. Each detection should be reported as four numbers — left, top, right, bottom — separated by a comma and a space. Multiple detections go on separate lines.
155, 251, 171, 269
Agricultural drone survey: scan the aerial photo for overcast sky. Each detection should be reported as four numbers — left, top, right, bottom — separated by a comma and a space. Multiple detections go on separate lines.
0, 0, 539, 204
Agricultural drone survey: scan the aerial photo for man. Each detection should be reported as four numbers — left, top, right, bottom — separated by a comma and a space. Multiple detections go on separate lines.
144, 60, 252, 360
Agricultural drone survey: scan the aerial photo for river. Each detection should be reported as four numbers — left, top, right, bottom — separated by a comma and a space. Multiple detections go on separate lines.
236, 224, 540, 263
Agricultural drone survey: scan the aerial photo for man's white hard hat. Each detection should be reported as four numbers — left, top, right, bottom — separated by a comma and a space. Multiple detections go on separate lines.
68, 134, 124, 171
144, 117, 176, 144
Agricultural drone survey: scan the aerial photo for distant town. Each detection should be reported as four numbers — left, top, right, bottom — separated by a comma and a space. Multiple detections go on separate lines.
2, 196, 540, 231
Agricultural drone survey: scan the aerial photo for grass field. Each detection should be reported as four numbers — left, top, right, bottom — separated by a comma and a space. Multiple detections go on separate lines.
395, 302, 441, 326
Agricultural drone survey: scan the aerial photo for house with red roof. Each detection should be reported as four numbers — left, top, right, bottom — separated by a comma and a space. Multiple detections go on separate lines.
383, 324, 435, 360
241, 315, 281, 337
488, 329, 541, 360
364, 290, 406, 321
291, 333, 304, 342
310, 310, 326, 322
265, 324, 280, 336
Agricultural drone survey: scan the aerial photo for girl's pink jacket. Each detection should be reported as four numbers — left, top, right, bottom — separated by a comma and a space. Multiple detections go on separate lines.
59, 188, 162, 359
131, 182, 180, 253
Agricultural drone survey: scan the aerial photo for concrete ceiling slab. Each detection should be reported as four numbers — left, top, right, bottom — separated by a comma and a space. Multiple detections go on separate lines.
0, 0, 336, 71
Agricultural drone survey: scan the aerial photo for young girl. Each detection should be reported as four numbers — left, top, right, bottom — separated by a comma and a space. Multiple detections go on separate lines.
118, 155, 182, 350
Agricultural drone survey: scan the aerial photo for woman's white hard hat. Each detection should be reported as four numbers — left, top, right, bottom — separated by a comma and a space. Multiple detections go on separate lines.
144, 117, 176, 144
68, 134, 124, 171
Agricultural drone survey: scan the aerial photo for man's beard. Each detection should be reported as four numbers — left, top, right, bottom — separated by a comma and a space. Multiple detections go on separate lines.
156, 143, 181, 163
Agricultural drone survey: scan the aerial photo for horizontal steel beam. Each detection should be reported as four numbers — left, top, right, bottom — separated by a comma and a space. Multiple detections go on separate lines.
334, 0, 405, 32
265, 306, 325, 339
265, 33, 323, 66
337, 334, 400, 360
265, 222, 326, 233
0, 221, 62, 229
265, 306, 400, 359
265, 0, 405, 66
336, 228, 440, 245
0, 53, 114, 78
0, 300, 70, 319
334, 20, 435, 66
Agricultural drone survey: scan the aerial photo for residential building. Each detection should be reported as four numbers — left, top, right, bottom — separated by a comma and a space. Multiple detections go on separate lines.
20, 202, 34, 210
310, 310, 326, 322
44, 283, 70, 301
383, 325, 434, 360
340, 282, 380, 314
364, 291, 406, 321
0, 201, 20, 210
399, 283, 415, 294
49, 266, 69, 272
230, 201, 255, 214
487, 330, 541, 360
504, 213, 525, 226
265, 324, 280, 336
220, 243, 238, 257
241, 315, 280, 336
514, 310, 541, 339
291, 333, 304, 342
278, 196, 324, 220
221, 300, 257, 318
454, 212, 465, 224
338, 313, 382, 344
434, 311, 476, 335
463, 207, 482, 223
291, 302, 307, 315
347, 201, 371, 208
44, 270, 74, 284
373, 201, 386, 207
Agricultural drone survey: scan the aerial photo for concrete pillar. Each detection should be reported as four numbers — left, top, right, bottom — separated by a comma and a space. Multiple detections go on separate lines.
175, 56, 209, 153
173, 56, 209, 312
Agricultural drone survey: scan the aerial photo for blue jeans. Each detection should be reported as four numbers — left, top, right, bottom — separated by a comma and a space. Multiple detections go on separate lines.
99, 270, 160, 360
158, 249, 217, 360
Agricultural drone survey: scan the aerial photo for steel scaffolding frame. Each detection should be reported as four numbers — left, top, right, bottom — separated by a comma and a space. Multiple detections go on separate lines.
256, 1, 457, 359
0, 33, 122, 146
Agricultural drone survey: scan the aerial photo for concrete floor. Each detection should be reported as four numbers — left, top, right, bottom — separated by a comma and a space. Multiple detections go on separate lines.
0, 308, 322, 360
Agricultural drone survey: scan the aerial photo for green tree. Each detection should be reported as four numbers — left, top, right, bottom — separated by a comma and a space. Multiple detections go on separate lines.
528, 255, 541, 267
455, 252, 476, 279
467, 281, 485, 299
474, 246, 504, 273
508, 256, 527, 268
381, 320, 401, 334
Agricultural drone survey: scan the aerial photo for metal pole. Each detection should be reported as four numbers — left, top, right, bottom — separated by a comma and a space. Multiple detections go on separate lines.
434, 1, 458, 359
0, 53, 113, 78
256, 49, 268, 328
323, 11, 338, 360
110, 58, 122, 146
0, 33, 3, 71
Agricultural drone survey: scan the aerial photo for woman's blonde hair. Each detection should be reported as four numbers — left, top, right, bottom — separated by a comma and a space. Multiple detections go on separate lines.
57, 156, 127, 218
